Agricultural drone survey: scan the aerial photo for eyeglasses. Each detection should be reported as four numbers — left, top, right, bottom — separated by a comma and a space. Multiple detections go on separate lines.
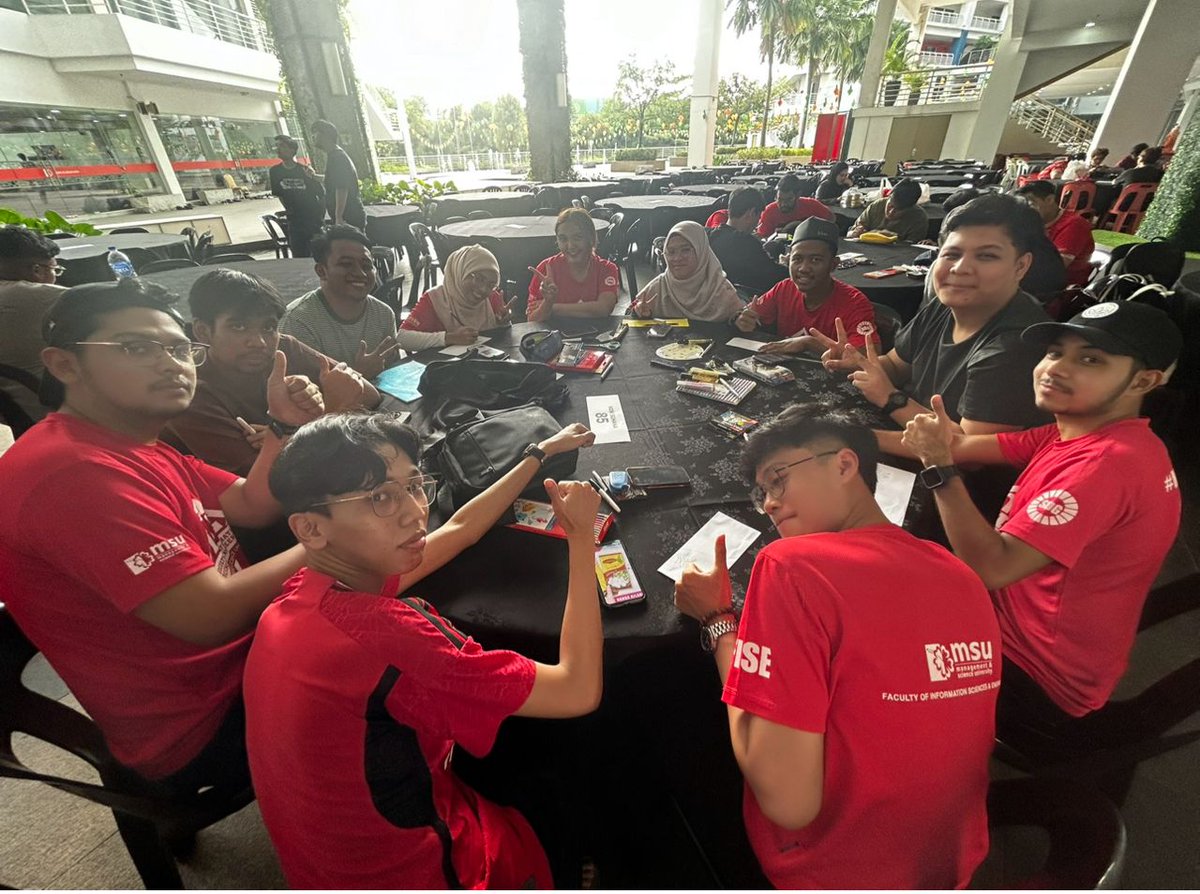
310, 475, 439, 518
463, 270, 499, 289
750, 451, 839, 513
72, 339, 209, 366
32, 262, 67, 276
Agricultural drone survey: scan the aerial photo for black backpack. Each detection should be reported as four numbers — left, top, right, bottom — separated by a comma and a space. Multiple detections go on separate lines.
417, 358, 567, 430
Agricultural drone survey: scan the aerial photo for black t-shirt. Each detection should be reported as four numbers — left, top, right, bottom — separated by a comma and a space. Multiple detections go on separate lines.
269, 162, 325, 225
1114, 166, 1163, 188
323, 146, 366, 229
815, 178, 848, 201
708, 225, 788, 294
894, 292, 1052, 427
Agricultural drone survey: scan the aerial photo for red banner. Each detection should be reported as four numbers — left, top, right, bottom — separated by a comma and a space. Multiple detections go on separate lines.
0, 163, 158, 183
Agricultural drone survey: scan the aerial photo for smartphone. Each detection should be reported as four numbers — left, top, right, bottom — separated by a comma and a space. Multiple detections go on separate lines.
626, 465, 691, 490
595, 540, 646, 608
473, 344, 508, 359
648, 324, 673, 338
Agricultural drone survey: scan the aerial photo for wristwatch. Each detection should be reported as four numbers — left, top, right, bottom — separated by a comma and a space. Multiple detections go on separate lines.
521, 443, 547, 466
267, 416, 301, 439
919, 464, 961, 490
881, 390, 909, 414
700, 614, 739, 652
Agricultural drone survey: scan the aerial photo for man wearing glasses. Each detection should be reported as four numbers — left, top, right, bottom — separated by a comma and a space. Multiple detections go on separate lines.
673, 408, 1000, 889
0, 278, 324, 793
0, 225, 67, 425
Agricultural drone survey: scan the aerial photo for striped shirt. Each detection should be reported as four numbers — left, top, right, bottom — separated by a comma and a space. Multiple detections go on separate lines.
280, 289, 444, 362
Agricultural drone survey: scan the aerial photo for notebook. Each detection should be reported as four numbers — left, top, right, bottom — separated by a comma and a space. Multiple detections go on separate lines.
675, 376, 757, 406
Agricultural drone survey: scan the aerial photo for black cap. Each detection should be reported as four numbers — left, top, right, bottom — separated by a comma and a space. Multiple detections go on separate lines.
791, 217, 840, 254
1021, 301, 1182, 372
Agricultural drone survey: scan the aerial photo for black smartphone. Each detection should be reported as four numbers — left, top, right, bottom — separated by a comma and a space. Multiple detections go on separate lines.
648, 324, 672, 338
626, 465, 691, 489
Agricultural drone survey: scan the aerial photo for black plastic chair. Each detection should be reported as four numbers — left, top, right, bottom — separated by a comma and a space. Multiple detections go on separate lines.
193, 232, 214, 264
202, 253, 256, 265
260, 214, 290, 259
140, 258, 200, 274
0, 606, 254, 889
466, 210, 493, 220
870, 302, 904, 353
512, 185, 535, 193
482, 186, 503, 193
407, 221, 442, 304
618, 217, 651, 297
597, 211, 625, 263
651, 236, 666, 274
977, 777, 1125, 889
108, 226, 151, 234
443, 216, 468, 224
0, 363, 39, 439
370, 245, 405, 315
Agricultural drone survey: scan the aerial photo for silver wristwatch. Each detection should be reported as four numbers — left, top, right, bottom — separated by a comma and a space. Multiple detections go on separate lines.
701, 616, 739, 652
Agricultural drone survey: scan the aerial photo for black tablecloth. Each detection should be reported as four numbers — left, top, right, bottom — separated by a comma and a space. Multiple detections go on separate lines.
536, 181, 623, 206
142, 259, 320, 321
596, 195, 718, 237
833, 241, 930, 321
439, 216, 611, 291
670, 169, 719, 186
672, 183, 737, 196
431, 192, 536, 223
57, 233, 192, 287
831, 203, 946, 241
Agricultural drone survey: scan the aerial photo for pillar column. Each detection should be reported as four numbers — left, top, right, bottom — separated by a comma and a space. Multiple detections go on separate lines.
964, 27, 1026, 161
130, 105, 185, 201
1090, 0, 1196, 155
687, 0, 723, 167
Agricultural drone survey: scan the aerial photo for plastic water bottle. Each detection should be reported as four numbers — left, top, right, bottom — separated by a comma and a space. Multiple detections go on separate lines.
107, 247, 136, 280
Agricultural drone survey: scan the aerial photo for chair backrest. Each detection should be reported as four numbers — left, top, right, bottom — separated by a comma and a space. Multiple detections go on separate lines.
194, 232, 214, 263
108, 226, 151, 235
139, 258, 200, 274
579, 195, 593, 210
571, 198, 584, 209
482, 186, 502, 193
869, 302, 903, 353
203, 253, 256, 265
1060, 180, 1098, 214
467, 210, 492, 220
598, 211, 625, 261
443, 216, 467, 224
650, 236, 666, 273
261, 213, 288, 243
1111, 182, 1158, 214
512, 185, 535, 193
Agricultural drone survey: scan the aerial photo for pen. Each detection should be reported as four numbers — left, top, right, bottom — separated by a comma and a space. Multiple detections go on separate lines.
589, 471, 622, 514
235, 416, 257, 436
600, 362, 614, 381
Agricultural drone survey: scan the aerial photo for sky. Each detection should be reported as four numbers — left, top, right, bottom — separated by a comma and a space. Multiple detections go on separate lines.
345, 0, 793, 113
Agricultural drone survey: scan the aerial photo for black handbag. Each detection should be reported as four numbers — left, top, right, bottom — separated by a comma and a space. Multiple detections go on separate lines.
418, 358, 567, 430
430, 403, 577, 508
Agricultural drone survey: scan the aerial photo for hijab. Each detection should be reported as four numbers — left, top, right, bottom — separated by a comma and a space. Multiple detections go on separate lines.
648, 220, 742, 321
428, 244, 501, 331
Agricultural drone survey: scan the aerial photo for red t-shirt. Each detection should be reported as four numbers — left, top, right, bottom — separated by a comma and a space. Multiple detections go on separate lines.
244, 569, 548, 889
526, 253, 621, 315
748, 277, 876, 347
402, 289, 506, 333
993, 419, 1180, 715
724, 525, 999, 889
1046, 211, 1095, 288
705, 208, 729, 228
0, 413, 248, 778
755, 198, 833, 237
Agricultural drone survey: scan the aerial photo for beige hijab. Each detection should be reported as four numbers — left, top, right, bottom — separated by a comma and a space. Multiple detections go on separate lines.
429, 244, 502, 331
642, 220, 742, 321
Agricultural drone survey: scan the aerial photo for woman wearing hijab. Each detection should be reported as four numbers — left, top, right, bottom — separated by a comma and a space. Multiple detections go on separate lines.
402, 243, 514, 343
815, 162, 852, 201
632, 220, 744, 322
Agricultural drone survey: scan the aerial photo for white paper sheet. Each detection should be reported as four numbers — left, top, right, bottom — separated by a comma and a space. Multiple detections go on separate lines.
874, 464, 917, 527
585, 395, 632, 444
658, 511, 761, 582
438, 336, 492, 356
726, 337, 768, 352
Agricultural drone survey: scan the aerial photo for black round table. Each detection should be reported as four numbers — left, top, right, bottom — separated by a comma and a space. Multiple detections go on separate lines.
596, 194, 718, 237
536, 181, 622, 206
431, 191, 536, 224
439, 215, 611, 289
364, 203, 422, 268
671, 183, 736, 196
831, 203, 946, 242
834, 241, 930, 321
142, 258, 320, 322
57, 233, 192, 287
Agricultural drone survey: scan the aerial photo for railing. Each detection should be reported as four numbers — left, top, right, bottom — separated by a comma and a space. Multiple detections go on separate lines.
960, 46, 995, 65
927, 8, 960, 26
14, 0, 273, 52
970, 15, 1003, 31
1009, 96, 1096, 148
919, 51, 954, 67
875, 63, 993, 107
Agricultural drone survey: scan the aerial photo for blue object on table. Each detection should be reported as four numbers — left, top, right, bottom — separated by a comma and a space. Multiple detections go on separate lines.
374, 361, 426, 402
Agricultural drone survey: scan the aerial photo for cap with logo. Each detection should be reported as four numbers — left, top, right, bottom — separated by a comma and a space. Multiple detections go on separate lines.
1021, 300, 1182, 372
790, 217, 841, 254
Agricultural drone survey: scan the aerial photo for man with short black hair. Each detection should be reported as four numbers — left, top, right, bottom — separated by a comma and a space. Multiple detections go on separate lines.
1016, 180, 1095, 288
0, 225, 67, 423
1114, 145, 1165, 187
755, 173, 833, 236
848, 178, 929, 243
707, 188, 786, 293
674, 408, 1000, 888
310, 119, 365, 230
269, 134, 325, 258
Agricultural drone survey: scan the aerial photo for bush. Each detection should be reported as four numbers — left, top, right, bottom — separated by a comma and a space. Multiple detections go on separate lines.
0, 208, 101, 236
359, 178, 457, 208
613, 149, 660, 162
733, 147, 814, 161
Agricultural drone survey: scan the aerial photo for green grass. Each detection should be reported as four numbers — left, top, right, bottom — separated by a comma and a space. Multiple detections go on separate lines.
1091, 229, 1200, 260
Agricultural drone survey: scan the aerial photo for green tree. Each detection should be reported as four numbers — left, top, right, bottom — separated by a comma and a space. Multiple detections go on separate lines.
727, 0, 802, 146
784, 0, 845, 148
516, 0, 571, 181
717, 74, 769, 145
615, 57, 686, 148
493, 94, 528, 153
403, 97, 435, 155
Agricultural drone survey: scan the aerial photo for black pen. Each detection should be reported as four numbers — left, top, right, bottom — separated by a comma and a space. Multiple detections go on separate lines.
588, 472, 622, 514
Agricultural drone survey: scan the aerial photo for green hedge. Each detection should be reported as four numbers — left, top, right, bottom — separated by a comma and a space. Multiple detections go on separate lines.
1139, 121, 1199, 252
733, 147, 813, 161
613, 149, 660, 162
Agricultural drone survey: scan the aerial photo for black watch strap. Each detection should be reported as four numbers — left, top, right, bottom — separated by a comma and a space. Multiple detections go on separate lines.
919, 465, 961, 490
522, 443, 547, 465
267, 417, 301, 439
881, 390, 909, 414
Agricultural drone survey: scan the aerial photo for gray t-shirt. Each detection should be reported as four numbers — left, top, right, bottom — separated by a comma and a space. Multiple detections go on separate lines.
280, 289, 398, 366
894, 291, 1052, 427
0, 279, 66, 422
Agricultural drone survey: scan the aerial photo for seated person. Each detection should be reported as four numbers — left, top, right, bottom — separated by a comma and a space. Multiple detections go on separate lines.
707, 187, 787, 294
404, 244, 513, 337
823, 194, 1050, 434
632, 221, 744, 322
281, 225, 438, 376
527, 208, 620, 321
1113, 146, 1165, 187
897, 300, 1182, 719
1016, 180, 1095, 289
847, 178, 929, 243
0, 225, 66, 424
0, 279, 321, 786
245, 414, 600, 888
164, 268, 382, 476
1115, 142, 1150, 170
674, 409, 999, 889
1032, 157, 1068, 181
733, 218, 875, 354
756, 173, 834, 237
705, 206, 730, 228
814, 161, 852, 201
1087, 146, 1109, 171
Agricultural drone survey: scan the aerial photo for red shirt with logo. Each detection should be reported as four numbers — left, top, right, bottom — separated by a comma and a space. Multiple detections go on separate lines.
755, 198, 834, 237
994, 419, 1180, 715
1046, 211, 1096, 288
0, 413, 248, 778
747, 278, 877, 347
724, 525, 1000, 889
705, 208, 729, 228
526, 253, 621, 315
244, 569, 548, 889
402, 289, 506, 332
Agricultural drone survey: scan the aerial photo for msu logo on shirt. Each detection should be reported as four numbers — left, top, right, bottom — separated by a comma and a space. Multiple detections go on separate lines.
1026, 489, 1078, 526
924, 640, 994, 683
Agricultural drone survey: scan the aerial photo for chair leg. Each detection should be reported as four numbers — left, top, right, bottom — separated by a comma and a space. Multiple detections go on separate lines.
112, 810, 185, 889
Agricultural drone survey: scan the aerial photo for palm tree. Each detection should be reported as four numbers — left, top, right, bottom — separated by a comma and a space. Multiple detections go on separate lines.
818, 1, 874, 155
786, 0, 849, 149
727, 0, 802, 146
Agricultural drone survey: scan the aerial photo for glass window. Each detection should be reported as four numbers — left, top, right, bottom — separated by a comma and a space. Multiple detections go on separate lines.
153, 114, 280, 197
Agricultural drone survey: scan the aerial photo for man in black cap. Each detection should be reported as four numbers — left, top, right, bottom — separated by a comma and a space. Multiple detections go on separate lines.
898, 299, 1183, 720
734, 217, 876, 356
269, 134, 325, 258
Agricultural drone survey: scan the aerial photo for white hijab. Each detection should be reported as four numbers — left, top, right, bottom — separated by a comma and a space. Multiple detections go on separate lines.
642, 221, 742, 321
428, 244, 502, 331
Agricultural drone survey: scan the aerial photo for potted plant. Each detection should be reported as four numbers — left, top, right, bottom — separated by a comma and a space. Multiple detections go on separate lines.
903, 70, 929, 105
880, 24, 915, 106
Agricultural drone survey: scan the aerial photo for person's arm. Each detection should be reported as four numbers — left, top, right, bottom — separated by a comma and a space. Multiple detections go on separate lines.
755, 206, 775, 238
317, 356, 381, 411
901, 395, 1052, 588
402, 424, 596, 587
876, 423, 1011, 464
847, 335, 914, 407
513, 479, 604, 718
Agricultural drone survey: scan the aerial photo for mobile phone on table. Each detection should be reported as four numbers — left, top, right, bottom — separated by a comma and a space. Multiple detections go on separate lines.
473, 344, 507, 359
648, 324, 672, 338
626, 465, 691, 490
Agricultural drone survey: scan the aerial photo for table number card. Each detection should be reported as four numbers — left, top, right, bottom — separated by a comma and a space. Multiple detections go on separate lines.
874, 464, 917, 527
585, 395, 632, 444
